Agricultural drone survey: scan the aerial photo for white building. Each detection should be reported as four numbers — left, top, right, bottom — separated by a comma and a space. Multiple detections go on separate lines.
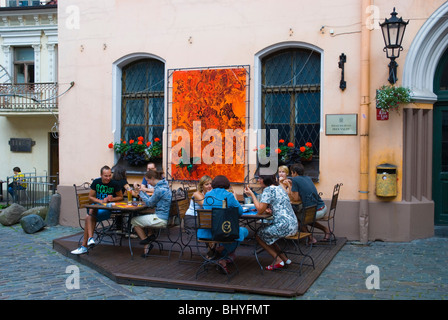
0, 0, 59, 191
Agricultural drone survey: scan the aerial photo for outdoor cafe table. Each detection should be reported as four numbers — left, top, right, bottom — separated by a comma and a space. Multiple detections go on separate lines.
239, 200, 302, 270
84, 202, 149, 258
239, 210, 271, 271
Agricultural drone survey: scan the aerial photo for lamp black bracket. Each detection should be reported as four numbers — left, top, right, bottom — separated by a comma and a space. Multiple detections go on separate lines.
388, 58, 398, 84
338, 53, 347, 91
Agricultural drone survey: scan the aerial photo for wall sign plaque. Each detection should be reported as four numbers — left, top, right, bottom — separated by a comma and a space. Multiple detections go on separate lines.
9, 138, 35, 152
325, 114, 358, 135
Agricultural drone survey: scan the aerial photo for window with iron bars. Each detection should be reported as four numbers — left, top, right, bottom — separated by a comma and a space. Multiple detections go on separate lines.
121, 59, 165, 144
261, 48, 321, 158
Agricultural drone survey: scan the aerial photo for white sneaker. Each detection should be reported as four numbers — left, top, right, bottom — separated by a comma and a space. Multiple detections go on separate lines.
71, 246, 88, 255
87, 237, 96, 247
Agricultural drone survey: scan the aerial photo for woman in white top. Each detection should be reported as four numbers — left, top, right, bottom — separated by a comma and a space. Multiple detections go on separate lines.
183, 175, 212, 234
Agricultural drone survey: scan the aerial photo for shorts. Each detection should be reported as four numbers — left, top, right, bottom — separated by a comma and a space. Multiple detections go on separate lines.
316, 205, 328, 220
88, 206, 111, 222
131, 214, 167, 228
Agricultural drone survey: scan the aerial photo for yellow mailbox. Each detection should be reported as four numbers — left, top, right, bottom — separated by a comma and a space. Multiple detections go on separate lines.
376, 164, 397, 197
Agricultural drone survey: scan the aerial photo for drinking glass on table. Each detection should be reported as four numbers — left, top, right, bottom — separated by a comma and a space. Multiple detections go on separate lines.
126, 186, 132, 204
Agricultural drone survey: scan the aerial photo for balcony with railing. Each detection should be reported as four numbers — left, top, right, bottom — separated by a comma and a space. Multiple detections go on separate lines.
0, 82, 58, 114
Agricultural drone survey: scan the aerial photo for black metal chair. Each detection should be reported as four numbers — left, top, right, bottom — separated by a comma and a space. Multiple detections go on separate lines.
316, 183, 342, 245
168, 186, 195, 257
192, 195, 240, 281
280, 202, 317, 276
177, 195, 208, 261
194, 209, 240, 281
73, 183, 120, 248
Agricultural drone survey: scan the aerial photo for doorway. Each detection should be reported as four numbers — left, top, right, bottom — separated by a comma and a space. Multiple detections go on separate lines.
433, 48, 448, 225
49, 133, 59, 178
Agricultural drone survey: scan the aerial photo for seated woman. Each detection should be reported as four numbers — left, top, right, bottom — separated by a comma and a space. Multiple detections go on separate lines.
183, 175, 213, 235
199, 175, 249, 274
277, 165, 290, 193
244, 174, 298, 271
112, 165, 131, 195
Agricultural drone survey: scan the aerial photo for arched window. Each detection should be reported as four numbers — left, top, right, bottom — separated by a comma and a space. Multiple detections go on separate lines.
261, 48, 321, 156
121, 58, 165, 142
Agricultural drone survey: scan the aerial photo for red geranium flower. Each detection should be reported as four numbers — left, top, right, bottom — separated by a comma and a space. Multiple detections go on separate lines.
288, 142, 294, 148
146, 142, 151, 147
275, 148, 281, 154
279, 139, 285, 144
137, 136, 144, 141
154, 138, 160, 142
129, 139, 135, 144
108, 143, 114, 149
305, 142, 312, 148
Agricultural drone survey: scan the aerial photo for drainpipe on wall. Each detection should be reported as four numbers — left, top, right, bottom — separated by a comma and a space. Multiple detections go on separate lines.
359, 0, 371, 244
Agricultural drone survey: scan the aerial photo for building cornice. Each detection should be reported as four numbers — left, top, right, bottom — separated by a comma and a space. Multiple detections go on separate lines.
0, 5, 56, 13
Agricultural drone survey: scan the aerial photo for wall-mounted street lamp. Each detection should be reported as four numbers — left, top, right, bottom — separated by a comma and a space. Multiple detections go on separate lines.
380, 8, 409, 84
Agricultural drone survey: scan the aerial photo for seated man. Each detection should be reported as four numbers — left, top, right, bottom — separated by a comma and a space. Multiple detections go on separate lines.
131, 169, 172, 257
286, 163, 330, 243
71, 165, 123, 255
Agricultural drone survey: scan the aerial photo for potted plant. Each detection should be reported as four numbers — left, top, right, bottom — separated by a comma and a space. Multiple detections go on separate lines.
256, 140, 311, 166
298, 142, 314, 162
275, 140, 302, 165
376, 85, 413, 113
146, 137, 162, 160
255, 144, 271, 167
109, 137, 162, 167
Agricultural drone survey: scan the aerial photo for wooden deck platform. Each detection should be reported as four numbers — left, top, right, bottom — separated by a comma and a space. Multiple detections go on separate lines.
53, 229, 346, 297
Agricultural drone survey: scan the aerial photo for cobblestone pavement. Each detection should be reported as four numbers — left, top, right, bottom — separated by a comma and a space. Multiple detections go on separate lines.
0, 224, 447, 300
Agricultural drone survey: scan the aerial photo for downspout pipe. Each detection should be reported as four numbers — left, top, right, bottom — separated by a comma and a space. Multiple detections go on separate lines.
359, 0, 371, 244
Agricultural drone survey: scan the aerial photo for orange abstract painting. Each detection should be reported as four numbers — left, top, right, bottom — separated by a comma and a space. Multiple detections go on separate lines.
171, 68, 247, 182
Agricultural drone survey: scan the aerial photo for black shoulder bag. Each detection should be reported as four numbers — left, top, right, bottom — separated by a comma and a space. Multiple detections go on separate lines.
211, 204, 240, 242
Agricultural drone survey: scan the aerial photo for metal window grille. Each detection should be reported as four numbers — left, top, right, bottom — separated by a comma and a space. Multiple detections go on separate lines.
261, 49, 321, 155
121, 59, 165, 143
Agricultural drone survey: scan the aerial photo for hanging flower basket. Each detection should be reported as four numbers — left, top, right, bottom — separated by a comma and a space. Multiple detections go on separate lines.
376, 85, 413, 113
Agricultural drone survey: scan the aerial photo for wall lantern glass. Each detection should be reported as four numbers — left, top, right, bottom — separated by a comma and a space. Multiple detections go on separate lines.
380, 8, 409, 84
